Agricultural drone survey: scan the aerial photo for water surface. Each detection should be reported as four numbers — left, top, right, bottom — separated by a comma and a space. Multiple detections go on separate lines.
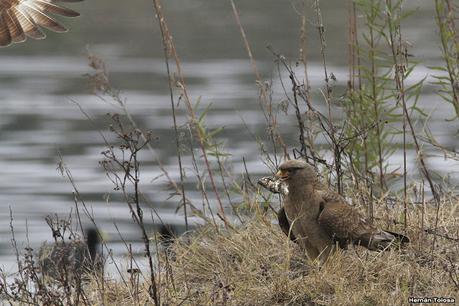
0, 0, 457, 275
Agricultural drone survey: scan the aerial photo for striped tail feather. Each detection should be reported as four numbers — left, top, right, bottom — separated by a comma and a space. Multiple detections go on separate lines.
0, 13, 12, 46
35, 0, 81, 17
4, 10, 26, 43
363, 230, 410, 251
0, 0, 82, 47
384, 230, 410, 244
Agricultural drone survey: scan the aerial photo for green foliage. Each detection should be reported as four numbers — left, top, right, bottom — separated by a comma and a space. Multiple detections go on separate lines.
193, 99, 230, 158
343, 0, 425, 192
432, 0, 459, 119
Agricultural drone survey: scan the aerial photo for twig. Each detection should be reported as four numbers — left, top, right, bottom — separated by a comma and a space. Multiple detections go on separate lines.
151, 0, 228, 228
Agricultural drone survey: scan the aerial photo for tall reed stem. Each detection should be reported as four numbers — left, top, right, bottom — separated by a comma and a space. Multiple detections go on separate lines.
151, 0, 228, 227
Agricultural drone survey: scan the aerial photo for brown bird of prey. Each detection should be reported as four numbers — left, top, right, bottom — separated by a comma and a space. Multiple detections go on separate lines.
0, 0, 82, 47
269, 159, 409, 262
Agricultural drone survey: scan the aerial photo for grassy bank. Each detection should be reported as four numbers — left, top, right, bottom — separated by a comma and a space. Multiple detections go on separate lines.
2, 191, 457, 305
85, 195, 457, 305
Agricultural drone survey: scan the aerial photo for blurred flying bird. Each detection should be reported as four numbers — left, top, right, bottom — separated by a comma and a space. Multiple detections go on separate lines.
0, 0, 83, 47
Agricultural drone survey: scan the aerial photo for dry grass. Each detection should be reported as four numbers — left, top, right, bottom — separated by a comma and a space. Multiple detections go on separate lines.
83, 195, 458, 306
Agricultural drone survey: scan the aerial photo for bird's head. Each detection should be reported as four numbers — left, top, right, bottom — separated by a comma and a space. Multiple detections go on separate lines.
275, 159, 317, 185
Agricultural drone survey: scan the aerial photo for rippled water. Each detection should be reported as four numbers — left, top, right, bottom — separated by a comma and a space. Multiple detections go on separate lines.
0, 0, 457, 275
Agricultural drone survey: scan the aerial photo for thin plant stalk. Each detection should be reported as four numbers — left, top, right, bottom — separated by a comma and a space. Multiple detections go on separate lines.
313, 0, 344, 194
229, 0, 289, 164
385, 0, 440, 234
151, 0, 228, 227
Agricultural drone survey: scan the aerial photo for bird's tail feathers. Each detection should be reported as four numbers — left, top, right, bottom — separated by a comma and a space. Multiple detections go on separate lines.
384, 230, 410, 244
367, 230, 410, 251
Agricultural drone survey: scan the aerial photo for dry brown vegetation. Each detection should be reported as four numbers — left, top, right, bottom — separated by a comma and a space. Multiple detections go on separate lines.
2, 189, 457, 305
79, 194, 457, 306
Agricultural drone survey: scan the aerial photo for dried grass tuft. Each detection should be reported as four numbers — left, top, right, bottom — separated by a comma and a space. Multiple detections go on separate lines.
154, 199, 458, 305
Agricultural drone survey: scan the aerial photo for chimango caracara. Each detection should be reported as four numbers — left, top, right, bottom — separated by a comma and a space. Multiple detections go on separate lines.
0, 0, 83, 47
273, 159, 409, 262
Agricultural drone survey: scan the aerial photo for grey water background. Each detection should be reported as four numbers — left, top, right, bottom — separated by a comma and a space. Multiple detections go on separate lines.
0, 0, 457, 275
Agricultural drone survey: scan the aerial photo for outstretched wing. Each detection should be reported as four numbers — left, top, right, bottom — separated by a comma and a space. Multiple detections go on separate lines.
0, 0, 82, 47
317, 191, 377, 248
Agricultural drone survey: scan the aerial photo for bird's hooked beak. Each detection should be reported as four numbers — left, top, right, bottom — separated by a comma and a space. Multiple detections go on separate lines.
275, 169, 289, 180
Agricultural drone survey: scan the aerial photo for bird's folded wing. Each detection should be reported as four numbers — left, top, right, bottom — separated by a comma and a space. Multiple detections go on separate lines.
317, 193, 376, 242
277, 206, 296, 242
0, 0, 82, 47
